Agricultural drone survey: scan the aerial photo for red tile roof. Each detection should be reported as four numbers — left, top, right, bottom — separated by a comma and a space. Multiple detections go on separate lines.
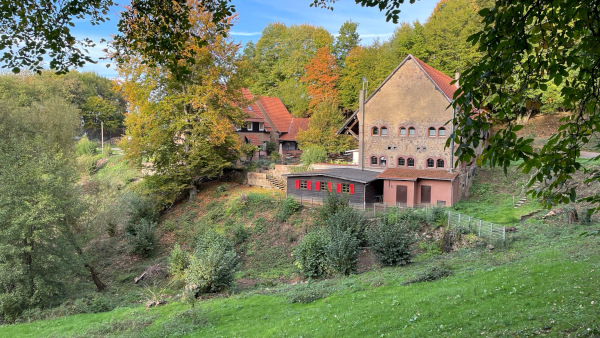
413, 56, 457, 101
279, 118, 309, 141
241, 88, 264, 119
257, 96, 292, 133
243, 134, 262, 146
377, 168, 459, 181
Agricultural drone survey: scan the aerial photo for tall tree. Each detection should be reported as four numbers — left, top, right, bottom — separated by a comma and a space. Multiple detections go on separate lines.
116, 1, 246, 204
249, 23, 334, 117
421, 0, 485, 75
452, 0, 600, 210
333, 20, 361, 67
390, 21, 426, 61
302, 47, 341, 111
296, 100, 356, 153
0, 74, 105, 322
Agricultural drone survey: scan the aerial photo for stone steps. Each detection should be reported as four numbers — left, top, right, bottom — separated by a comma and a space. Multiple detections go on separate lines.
514, 182, 540, 208
266, 176, 285, 191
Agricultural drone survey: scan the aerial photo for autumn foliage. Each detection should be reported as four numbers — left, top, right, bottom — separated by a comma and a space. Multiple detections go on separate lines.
301, 47, 341, 111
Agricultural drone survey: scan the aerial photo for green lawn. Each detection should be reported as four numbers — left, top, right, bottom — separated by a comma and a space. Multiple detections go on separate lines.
3, 223, 599, 337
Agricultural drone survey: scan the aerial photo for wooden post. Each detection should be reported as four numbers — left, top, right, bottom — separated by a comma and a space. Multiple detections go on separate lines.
503, 226, 506, 241
490, 222, 493, 238
468, 217, 471, 232
478, 220, 481, 237
447, 210, 451, 227
373, 204, 376, 217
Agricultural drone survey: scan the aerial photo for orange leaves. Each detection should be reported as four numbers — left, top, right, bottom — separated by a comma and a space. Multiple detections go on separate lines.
301, 47, 341, 111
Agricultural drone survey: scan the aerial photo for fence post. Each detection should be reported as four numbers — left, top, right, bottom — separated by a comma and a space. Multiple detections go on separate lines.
503, 226, 506, 241
490, 222, 493, 238
468, 217, 471, 232
373, 204, 376, 217
458, 213, 461, 227
478, 220, 481, 237
447, 210, 451, 227
363, 201, 366, 211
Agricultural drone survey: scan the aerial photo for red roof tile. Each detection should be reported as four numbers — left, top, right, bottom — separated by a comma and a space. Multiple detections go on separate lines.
257, 96, 292, 133
279, 118, 309, 141
377, 168, 459, 181
241, 88, 264, 119
413, 56, 457, 101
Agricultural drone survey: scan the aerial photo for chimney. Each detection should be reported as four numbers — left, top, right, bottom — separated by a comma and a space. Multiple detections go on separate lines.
454, 71, 460, 88
358, 89, 365, 171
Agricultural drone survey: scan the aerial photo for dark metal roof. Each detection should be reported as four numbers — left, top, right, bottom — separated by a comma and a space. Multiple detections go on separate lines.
283, 168, 380, 184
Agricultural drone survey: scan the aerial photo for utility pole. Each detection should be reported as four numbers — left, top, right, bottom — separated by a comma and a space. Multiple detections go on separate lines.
101, 121, 104, 154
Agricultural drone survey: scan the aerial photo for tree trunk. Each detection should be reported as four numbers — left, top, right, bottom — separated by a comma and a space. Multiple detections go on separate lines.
189, 184, 198, 202
85, 263, 106, 292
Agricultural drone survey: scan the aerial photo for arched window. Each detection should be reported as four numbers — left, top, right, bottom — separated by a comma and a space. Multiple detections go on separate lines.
437, 159, 445, 168
379, 156, 387, 166
438, 127, 446, 136
428, 127, 436, 137
381, 126, 388, 135
398, 157, 405, 166
407, 157, 415, 167
399, 127, 407, 136
372, 127, 379, 135
371, 156, 378, 165
408, 127, 416, 136
426, 158, 435, 168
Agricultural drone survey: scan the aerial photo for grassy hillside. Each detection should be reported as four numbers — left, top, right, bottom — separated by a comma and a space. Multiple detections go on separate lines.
2, 221, 598, 336
1, 148, 599, 336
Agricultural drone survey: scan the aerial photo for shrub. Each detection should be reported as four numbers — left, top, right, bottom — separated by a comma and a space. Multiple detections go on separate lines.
128, 219, 159, 257
269, 151, 280, 163
76, 155, 97, 175
286, 281, 334, 303
276, 197, 301, 222
368, 219, 414, 266
76, 135, 97, 156
581, 208, 593, 225
318, 192, 350, 223
326, 207, 367, 245
124, 192, 158, 235
294, 228, 329, 278
185, 231, 240, 295
300, 145, 327, 165
169, 244, 189, 276
231, 224, 250, 245
430, 206, 447, 227
403, 265, 453, 285
325, 227, 359, 275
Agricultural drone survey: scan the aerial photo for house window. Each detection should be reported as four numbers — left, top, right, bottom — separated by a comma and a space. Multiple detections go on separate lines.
408, 127, 416, 136
320, 182, 327, 191
234, 124, 241, 131
437, 159, 445, 168
398, 157, 405, 166
428, 127, 436, 137
299, 180, 307, 189
372, 126, 379, 135
379, 156, 387, 166
341, 183, 350, 193
246, 122, 253, 131
381, 126, 388, 136
371, 156, 378, 165
259, 122, 265, 131
399, 127, 407, 136
426, 158, 435, 168
438, 127, 446, 136
407, 157, 415, 167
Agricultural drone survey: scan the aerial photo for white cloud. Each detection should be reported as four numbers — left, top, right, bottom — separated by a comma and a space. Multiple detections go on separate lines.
230, 31, 262, 36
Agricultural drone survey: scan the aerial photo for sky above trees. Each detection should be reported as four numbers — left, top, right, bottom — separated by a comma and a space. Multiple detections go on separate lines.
65, 0, 438, 77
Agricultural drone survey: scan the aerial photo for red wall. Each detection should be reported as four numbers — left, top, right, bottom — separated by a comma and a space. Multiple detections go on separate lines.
383, 178, 458, 206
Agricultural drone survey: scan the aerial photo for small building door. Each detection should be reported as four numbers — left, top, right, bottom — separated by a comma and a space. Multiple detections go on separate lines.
421, 185, 431, 205
396, 185, 407, 205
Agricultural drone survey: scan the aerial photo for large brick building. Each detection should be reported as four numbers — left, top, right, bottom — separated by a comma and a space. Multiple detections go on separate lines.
285, 55, 480, 207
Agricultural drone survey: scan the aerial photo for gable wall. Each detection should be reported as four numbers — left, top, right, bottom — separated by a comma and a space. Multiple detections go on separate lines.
362, 59, 454, 170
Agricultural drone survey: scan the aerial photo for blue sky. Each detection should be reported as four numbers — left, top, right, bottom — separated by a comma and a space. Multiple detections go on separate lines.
72, 0, 439, 77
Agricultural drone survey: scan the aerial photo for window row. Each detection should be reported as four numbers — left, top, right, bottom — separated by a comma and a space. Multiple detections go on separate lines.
371, 126, 446, 137
370, 156, 445, 168
294, 180, 354, 194
234, 122, 265, 132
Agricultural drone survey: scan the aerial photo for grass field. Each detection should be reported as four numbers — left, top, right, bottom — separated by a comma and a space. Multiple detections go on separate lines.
2, 221, 598, 337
